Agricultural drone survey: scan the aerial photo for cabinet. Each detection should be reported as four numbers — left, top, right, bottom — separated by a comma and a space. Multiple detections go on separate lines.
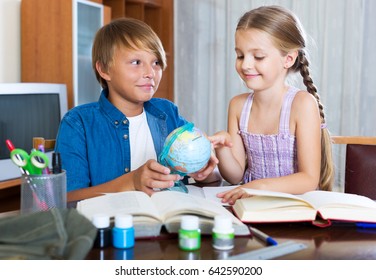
103, 0, 174, 101
21, 0, 110, 109
74, 1, 104, 105
0, 0, 108, 191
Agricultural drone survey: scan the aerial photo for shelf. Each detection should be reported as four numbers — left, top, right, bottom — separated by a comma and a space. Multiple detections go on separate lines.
21, 0, 108, 109
0, 178, 21, 190
126, 0, 162, 7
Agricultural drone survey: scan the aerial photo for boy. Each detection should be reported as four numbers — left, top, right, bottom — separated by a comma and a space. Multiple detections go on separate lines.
55, 18, 218, 202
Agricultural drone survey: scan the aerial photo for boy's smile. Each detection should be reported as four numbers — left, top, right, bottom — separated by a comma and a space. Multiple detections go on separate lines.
137, 82, 156, 92
102, 47, 163, 116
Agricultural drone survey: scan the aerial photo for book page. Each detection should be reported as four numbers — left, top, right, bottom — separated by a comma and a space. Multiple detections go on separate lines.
151, 191, 242, 224
299, 191, 376, 210
240, 189, 376, 223
152, 191, 250, 235
186, 185, 238, 205
185, 185, 205, 198
242, 189, 376, 210
76, 191, 162, 222
242, 188, 315, 208
237, 196, 311, 210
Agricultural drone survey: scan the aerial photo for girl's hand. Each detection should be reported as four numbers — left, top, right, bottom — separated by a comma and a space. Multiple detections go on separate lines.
208, 131, 233, 149
216, 186, 251, 205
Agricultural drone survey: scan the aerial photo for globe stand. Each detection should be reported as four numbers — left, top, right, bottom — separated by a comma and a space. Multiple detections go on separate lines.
161, 179, 188, 193
158, 123, 194, 194
158, 122, 210, 195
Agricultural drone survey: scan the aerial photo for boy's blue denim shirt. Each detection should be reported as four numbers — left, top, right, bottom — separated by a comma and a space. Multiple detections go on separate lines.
55, 89, 187, 191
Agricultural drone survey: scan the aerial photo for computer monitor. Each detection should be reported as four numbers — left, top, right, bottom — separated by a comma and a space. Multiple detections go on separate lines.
0, 83, 68, 181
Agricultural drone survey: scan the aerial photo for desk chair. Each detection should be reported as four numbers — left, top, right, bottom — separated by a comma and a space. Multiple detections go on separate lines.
32, 137, 56, 150
331, 136, 376, 199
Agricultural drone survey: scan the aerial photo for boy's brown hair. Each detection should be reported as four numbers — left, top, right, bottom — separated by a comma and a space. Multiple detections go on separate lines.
92, 18, 167, 89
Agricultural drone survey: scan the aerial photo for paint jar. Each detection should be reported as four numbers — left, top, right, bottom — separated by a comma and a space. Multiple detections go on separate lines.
92, 213, 112, 248
112, 214, 135, 249
179, 215, 201, 251
113, 248, 134, 260
212, 215, 234, 250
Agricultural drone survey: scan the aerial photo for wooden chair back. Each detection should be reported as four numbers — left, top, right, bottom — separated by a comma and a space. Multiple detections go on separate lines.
331, 136, 376, 199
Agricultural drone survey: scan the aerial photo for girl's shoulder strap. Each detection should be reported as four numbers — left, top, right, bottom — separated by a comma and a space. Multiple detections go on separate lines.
239, 92, 254, 131
279, 86, 300, 134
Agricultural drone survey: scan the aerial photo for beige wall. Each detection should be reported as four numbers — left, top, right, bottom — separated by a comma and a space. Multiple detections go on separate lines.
0, 0, 21, 82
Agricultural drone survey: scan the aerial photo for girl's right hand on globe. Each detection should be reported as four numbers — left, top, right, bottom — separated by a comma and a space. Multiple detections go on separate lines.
207, 131, 233, 149
133, 159, 181, 195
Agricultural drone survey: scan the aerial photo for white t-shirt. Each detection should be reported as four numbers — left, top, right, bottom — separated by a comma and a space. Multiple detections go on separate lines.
128, 110, 157, 170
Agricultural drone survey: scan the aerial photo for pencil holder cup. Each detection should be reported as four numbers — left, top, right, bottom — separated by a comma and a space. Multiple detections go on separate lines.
20, 171, 67, 214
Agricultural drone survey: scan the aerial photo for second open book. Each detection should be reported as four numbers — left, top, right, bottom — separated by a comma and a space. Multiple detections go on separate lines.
232, 189, 376, 226
77, 189, 250, 238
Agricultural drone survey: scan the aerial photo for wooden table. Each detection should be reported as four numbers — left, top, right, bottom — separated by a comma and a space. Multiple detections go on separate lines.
86, 222, 376, 260
4, 180, 375, 260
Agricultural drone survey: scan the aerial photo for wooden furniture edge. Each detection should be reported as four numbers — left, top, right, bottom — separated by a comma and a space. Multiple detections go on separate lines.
32, 137, 56, 150
0, 178, 21, 190
331, 136, 376, 145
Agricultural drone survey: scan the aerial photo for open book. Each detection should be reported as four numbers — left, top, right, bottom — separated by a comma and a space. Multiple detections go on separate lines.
77, 190, 250, 238
232, 189, 376, 227
186, 185, 237, 206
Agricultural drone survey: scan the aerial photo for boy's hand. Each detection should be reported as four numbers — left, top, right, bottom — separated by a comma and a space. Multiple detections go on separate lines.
132, 159, 181, 195
188, 153, 219, 182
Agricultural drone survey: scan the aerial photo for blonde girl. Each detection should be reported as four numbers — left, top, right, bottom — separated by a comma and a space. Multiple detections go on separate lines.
210, 5, 334, 205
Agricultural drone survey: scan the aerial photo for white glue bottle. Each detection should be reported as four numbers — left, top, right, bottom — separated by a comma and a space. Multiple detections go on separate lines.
212, 215, 235, 250
179, 215, 201, 251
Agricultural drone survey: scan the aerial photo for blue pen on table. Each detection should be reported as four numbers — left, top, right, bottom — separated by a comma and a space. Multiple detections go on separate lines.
249, 226, 278, 246
356, 222, 376, 229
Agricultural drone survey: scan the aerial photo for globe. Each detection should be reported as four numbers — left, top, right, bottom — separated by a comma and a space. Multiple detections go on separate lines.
158, 122, 212, 192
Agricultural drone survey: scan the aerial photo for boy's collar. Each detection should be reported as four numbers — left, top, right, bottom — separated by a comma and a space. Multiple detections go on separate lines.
99, 89, 167, 124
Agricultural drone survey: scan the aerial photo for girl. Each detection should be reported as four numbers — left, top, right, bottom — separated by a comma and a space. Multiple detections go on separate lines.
210, 5, 334, 205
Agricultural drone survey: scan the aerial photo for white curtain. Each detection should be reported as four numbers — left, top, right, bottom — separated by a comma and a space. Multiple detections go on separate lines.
174, 0, 376, 191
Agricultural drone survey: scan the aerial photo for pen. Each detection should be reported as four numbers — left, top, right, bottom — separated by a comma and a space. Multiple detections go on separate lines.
356, 222, 376, 229
250, 226, 278, 246
52, 152, 62, 174
38, 144, 50, 174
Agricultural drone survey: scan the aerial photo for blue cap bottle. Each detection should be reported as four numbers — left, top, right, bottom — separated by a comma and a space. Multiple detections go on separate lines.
112, 214, 135, 249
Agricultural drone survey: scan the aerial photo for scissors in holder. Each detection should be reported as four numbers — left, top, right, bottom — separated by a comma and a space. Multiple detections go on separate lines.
10, 148, 49, 175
